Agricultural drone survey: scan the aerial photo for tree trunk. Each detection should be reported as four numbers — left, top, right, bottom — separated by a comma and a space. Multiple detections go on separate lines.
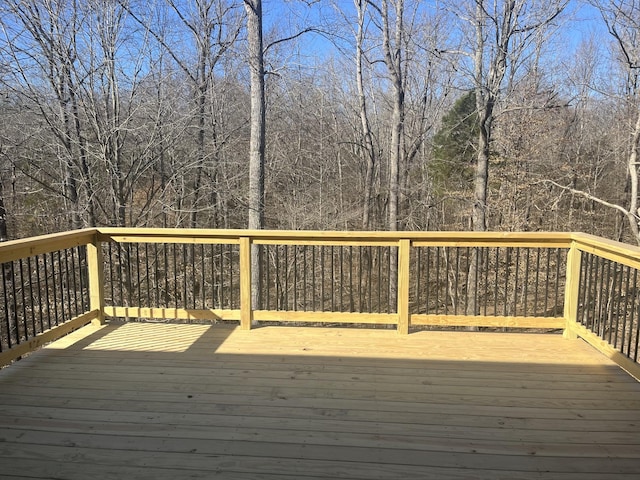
0, 177, 8, 241
244, 0, 266, 310
355, 0, 376, 230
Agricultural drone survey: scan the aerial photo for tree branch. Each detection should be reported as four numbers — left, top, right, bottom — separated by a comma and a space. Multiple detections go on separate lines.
543, 179, 638, 220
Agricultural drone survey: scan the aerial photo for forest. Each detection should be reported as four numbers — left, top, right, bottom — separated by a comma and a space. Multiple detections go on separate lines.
0, 0, 639, 246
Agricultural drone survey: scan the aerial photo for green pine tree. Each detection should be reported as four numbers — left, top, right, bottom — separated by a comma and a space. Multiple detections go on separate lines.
430, 91, 479, 189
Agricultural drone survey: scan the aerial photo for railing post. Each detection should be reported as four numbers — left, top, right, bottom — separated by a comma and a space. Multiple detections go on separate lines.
87, 235, 105, 326
240, 236, 252, 330
397, 239, 410, 335
563, 242, 581, 339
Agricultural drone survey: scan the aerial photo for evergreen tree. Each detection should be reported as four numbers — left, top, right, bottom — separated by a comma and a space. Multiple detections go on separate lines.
430, 91, 478, 189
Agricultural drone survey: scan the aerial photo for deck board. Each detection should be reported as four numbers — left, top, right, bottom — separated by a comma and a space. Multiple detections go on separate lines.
1, 323, 639, 479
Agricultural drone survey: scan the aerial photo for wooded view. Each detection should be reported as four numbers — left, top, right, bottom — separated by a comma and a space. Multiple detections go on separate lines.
1, 0, 639, 245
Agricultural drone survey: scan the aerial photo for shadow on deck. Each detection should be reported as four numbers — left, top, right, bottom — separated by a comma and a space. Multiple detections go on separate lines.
0, 323, 639, 479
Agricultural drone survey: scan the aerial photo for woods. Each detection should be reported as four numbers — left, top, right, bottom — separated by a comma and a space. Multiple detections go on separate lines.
0, 0, 638, 245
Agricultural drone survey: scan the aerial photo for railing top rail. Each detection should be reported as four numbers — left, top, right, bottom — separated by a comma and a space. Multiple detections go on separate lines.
96, 227, 575, 247
571, 233, 640, 269
4, 228, 640, 264
0, 228, 97, 264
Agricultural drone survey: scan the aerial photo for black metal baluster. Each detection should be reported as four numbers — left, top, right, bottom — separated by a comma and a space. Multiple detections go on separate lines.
44, 254, 52, 330
285, 245, 289, 310
275, 245, 281, 309
483, 247, 490, 316
35, 255, 44, 333
2, 261, 12, 348
229, 244, 235, 309
61, 250, 71, 319
425, 247, 431, 315
312, 245, 317, 311
523, 248, 530, 317
533, 249, 541, 316
543, 249, 552, 317
581, 253, 592, 328
473, 247, 480, 316
338, 246, 344, 312
609, 263, 622, 345
555, 249, 562, 316
218, 244, 224, 309
626, 269, 638, 358
61, 250, 71, 321
69, 249, 79, 317
503, 248, 511, 317
26, 257, 37, 334
416, 248, 421, 315
321, 246, 325, 311
513, 248, 520, 316
367, 247, 373, 313
331, 245, 336, 312
53, 252, 62, 327
454, 248, 460, 315
435, 247, 441, 315
358, 246, 363, 313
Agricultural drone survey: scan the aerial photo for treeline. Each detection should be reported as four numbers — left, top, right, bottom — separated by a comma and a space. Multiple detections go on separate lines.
0, 1, 638, 245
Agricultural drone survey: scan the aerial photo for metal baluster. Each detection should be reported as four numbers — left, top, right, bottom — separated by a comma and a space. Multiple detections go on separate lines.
424, 248, 430, 315
435, 247, 440, 315
55, 251, 64, 327
620, 265, 632, 351
44, 254, 52, 330
513, 248, 520, 317
555, 249, 562, 317
626, 269, 638, 358
416, 248, 421, 315
321, 246, 325, 311
35, 255, 44, 333
533, 249, 541, 316
2, 261, 12, 348
69, 248, 79, 317
543, 249, 551, 316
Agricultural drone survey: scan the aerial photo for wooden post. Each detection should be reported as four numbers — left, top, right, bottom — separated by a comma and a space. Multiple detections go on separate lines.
87, 236, 105, 326
397, 239, 410, 335
563, 243, 581, 339
240, 236, 252, 330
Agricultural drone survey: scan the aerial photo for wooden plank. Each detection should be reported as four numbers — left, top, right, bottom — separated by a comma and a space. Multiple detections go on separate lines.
5, 367, 636, 402
0, 228, 95, 264
239, 236, 252, 330
563, 243, 581, 339
572, 233, 640, 271
87, 237, 105, 326
252, 310, 396, 324
96, 227, 575, 247
409, 314, 564, 329
11, 354, 639, 387
104, 306, 240, 322
412, 238, 570, 248
2, 322, 639, 479
0, 310, 99, 367
1, 445, 637, 480
106, 235, 241, 245
572, 322, 640, 382
397, 239, 410, 334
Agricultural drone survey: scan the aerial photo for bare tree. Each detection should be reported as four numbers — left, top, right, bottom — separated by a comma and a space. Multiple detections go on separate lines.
354, 0, 378, 230
467, 0, 567, 232
0, 172, 7, 241
549, 0, 640, 244
1, 0, 93, 229
121, 0, 243, 228
243, 0, 265, 309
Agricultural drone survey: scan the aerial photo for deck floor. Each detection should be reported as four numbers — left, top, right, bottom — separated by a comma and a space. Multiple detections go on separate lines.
1, 323, 640, 479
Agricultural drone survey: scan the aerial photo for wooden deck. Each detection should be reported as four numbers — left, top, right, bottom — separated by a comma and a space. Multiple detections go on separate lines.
1, 323, 640, 479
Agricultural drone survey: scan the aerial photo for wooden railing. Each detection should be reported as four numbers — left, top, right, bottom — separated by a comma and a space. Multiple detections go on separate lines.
1, 228, 639, 378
